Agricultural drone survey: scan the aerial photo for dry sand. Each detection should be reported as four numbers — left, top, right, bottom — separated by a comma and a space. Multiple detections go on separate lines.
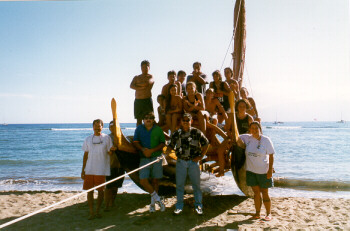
0, 191, 349, 231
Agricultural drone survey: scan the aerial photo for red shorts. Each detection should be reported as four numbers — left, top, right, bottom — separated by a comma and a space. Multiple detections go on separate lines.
83, 175, 106, 191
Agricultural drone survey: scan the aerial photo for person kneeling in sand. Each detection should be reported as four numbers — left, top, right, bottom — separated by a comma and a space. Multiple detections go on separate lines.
81, 119, 115, 220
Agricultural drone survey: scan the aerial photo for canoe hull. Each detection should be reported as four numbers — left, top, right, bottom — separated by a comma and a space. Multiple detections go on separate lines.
230, 145, 254, 197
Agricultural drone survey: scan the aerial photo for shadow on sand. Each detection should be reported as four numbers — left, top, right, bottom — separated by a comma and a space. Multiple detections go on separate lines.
0, 193, 250, 231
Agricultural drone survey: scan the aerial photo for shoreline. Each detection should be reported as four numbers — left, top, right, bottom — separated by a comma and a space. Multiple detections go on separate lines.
1, 191, 349, 230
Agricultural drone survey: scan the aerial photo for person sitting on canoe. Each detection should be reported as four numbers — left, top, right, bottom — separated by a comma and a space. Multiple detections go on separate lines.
165, 84, 183, 134
183, 81, 208, 133
156, 94, 166, 128
236, 122, 275, 221
161, 70, 182, 99
165, 113, 209, 215
224, 67, 240, 105
177, 70, 187, 97
130, 60, 155, 127
224, 67, 235, 86
240, 87, 261, 122
133, 112, 166, 213
235, 99, 254, 134
209, 70, 231, 113
204, 88, 228, 126
186, 61, 208, 95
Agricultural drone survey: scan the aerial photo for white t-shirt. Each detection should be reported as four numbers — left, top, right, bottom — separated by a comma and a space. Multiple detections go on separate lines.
240, 134, 275, 174
82, 133, 113, 176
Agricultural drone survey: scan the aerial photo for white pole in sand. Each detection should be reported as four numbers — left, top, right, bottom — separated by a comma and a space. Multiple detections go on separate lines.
0, 155, 166, 229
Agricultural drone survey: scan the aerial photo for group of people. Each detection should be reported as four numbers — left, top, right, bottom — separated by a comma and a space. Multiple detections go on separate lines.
80, 60, 275, 221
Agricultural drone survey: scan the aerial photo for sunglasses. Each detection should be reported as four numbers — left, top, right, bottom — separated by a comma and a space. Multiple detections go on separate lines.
182, 119, 190, 122
144, 116, 154, 120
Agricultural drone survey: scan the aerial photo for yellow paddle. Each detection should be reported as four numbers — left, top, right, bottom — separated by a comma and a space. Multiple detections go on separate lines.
111, 98, 122, 148
228, 91, 239, 141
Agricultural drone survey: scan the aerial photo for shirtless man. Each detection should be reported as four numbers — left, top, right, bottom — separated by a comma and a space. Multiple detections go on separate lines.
130, 60, 155, 126
177, 70, 187, 97
161, 70, 182, 98
186, 62, 208, 95
204, 88, 228, 126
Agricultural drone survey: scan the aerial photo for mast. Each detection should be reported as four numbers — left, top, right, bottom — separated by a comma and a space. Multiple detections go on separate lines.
232, 0, 246, 88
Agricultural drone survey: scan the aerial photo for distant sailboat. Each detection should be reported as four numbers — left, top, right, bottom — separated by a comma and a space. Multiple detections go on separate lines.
273, 113, 284, 124
337, 113, 346, 123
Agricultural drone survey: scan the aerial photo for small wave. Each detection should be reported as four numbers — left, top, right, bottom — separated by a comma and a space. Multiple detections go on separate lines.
123, 127, 136, 130
0, 179, 51, 185
50, 128, 92, 131
274, 177, 350, 191
264, 126, 302, 130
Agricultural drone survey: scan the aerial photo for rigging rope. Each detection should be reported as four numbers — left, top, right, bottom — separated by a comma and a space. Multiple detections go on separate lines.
220, 0, 242, 71
0, 155, 166, 229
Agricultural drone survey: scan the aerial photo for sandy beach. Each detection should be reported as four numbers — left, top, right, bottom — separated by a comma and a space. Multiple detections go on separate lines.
0, 191, 349, 230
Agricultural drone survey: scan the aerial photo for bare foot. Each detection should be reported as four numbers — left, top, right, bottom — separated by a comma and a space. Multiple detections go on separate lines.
215, 172, 224, 177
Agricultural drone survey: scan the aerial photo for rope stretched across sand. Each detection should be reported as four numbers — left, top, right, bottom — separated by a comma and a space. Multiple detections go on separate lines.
0, 155, 166, 229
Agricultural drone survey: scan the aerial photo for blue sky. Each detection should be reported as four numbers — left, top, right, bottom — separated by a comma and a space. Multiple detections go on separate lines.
0, 0, 349, 123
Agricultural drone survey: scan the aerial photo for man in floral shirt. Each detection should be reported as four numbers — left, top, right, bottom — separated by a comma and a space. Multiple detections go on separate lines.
166, 113, 209, 215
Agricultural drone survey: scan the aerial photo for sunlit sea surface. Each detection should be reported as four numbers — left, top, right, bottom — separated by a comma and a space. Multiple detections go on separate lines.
0, 122, 349, 198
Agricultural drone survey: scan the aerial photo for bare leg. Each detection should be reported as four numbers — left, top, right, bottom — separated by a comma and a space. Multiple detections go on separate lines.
140, 178, 155, 194
215, 146, 226, 177
111, 188, 118, 207
151, 178, 159, 193
261, 188, 271, 215
172, 114, 180, 133
87, 191, 94, 219
96, 190, 104, 217
197, 111, 206, 133
251, 186, 262, 217
104, 189, 112, 210
166, 114, 172, 134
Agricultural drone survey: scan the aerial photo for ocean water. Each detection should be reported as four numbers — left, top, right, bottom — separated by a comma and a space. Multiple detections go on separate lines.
0, 122, 349, 199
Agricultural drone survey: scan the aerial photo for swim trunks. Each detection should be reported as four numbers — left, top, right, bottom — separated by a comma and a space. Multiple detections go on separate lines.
134, 98, 154, 119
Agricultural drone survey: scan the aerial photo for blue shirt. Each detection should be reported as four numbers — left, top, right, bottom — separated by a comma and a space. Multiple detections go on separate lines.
133, 124, 165, 158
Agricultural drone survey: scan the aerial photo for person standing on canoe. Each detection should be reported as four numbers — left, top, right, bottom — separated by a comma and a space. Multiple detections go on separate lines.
133, 112, 166, 213
165, 113, 209, 215
186, 62, 208, 95
236, 121, 275, 221
130, 60, 155, 127
81, 119, 115, 220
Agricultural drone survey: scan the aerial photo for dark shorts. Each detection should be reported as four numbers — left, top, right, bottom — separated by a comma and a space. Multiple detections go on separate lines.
134, 98, 154, 119
246, 171, 274, 189
106, 168, 125, 189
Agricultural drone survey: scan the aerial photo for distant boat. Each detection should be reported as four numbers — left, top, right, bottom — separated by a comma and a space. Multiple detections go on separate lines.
273, 113, 283, 124
1, 123, 8, 126
337, 113, 346, 123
